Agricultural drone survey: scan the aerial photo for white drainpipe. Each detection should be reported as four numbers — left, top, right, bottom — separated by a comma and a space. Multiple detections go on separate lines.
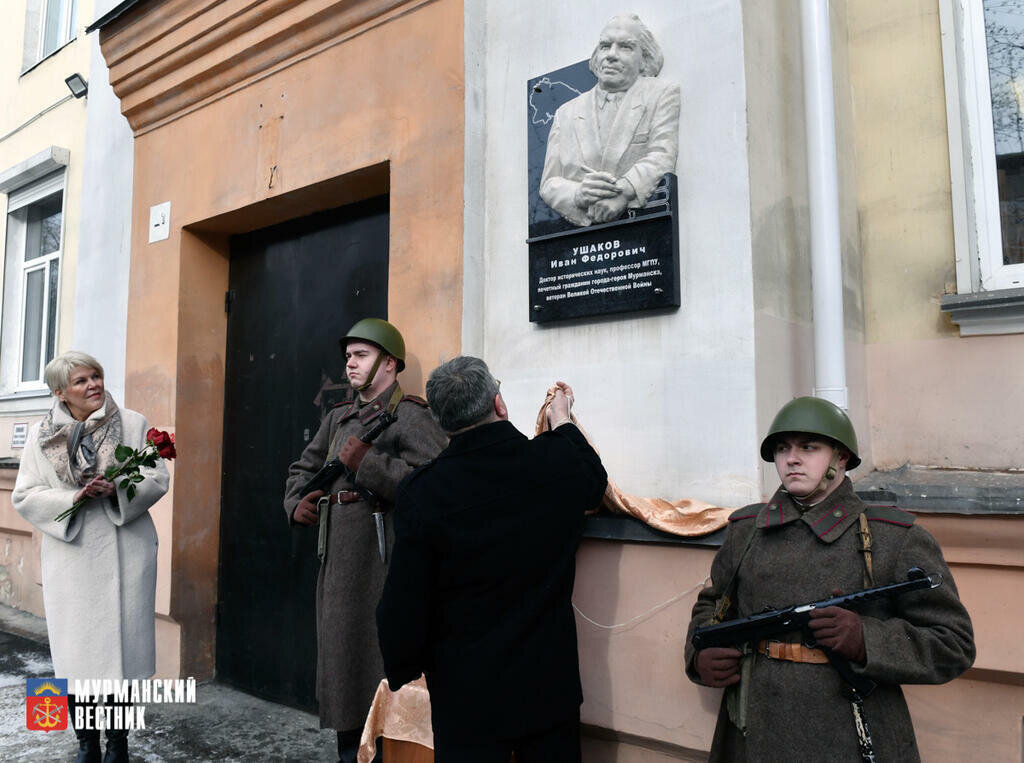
800, 0, 849, 410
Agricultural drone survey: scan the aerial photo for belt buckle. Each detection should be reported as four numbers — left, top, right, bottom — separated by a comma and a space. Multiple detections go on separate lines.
335, 490, 346, 504
763, 639, 780, 658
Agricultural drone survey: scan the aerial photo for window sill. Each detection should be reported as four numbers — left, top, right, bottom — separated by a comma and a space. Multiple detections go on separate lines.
0, 389, 52, 417
0, 389, 50, 401
940, 287, 1024, 335
19, 37, 78, 78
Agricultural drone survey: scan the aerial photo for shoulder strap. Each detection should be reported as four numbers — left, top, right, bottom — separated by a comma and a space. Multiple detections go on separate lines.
385, 383, 404, 416
711, 515, 760, 624
857, 513, 874, 587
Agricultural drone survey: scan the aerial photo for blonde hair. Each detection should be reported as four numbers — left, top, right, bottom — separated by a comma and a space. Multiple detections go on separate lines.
44, 351, 104, 393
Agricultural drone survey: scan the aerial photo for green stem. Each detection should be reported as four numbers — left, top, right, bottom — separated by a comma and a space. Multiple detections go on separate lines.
54, 444, 157, 523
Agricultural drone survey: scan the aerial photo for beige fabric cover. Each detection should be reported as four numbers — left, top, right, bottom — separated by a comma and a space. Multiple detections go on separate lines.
534, 387, 732, 537
358, 676, 433, 762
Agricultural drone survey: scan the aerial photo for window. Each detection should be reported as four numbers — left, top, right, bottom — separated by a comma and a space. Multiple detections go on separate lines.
22, 0, 77, 71
939, 0, 1024, 333
1, 171, 65, 392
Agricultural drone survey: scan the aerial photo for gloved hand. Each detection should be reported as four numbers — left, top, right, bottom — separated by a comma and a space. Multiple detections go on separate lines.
694, 646, 743, 687
293, 490, 324, 526
808, 605, 866, 663
546, 382, 574, 429
339, 436, 371, 472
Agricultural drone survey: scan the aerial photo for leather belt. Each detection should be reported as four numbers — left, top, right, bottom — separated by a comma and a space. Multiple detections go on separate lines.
757, 639, 829, 664
323, 490, 361, 506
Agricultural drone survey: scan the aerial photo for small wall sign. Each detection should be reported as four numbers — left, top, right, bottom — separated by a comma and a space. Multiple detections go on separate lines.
11, 423, 28, 449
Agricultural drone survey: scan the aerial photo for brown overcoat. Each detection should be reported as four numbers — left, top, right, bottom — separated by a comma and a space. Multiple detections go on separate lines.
283, 382, 447, 731
684, 478, 975, 762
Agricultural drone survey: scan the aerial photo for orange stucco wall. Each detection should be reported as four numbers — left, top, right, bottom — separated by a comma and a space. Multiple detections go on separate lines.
104, 0, 464, 677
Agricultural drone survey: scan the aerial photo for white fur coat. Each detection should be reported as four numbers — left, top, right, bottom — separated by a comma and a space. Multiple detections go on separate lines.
13, 400, 168, 684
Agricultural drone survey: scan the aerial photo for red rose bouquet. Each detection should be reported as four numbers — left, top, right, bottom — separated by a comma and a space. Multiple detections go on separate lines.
55, 428, 176, 522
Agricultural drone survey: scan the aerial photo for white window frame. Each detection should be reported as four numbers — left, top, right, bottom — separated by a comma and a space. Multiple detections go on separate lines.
22, 0, 77, 72
40, 0, 77, 59
1, 171, 66, 395
941, 0, 1024, 293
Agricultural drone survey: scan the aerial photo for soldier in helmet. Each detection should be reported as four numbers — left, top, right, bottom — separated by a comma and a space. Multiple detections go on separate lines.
283, 318, 447, 763
684, 397, 975, 762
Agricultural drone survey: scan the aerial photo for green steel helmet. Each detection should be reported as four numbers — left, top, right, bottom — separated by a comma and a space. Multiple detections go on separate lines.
760, 396, 861, 469
340, 318, 406, 372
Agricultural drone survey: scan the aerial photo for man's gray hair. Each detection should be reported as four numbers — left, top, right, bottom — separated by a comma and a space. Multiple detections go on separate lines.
44, 350, 105, 393
426, 356, 500, 433
589, 14, 664, 79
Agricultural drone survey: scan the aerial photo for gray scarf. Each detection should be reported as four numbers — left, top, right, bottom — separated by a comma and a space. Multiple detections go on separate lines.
37, 392, 122, 486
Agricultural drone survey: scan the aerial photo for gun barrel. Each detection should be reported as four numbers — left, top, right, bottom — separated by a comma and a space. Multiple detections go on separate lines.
692, 569, 941, 651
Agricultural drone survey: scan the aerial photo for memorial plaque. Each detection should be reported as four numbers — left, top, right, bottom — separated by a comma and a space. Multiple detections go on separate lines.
526, 14, 682, 323
528, 177, 679, 322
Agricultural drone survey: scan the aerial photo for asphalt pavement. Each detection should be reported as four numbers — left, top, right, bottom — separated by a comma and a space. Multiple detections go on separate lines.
0, 607, 337, 762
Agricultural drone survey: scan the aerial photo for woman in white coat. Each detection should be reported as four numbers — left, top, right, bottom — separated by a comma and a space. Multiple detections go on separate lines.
13, 351, 168, 763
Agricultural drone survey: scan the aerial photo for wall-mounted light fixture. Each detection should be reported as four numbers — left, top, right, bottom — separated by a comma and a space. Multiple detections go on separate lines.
64, 73, 88, 98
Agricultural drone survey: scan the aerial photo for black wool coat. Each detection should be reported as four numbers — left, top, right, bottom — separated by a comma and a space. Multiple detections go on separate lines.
376, 420, 608, 744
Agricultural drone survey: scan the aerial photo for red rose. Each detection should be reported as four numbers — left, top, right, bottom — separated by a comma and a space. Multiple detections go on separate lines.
147, 428, 177, 460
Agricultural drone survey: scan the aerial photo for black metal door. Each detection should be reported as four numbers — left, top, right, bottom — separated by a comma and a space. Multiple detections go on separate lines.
216, 196, 389, 710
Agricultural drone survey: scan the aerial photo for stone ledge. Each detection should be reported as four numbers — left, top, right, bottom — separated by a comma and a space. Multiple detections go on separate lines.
0, 602, 48, 646
855, 465, 1024, 514
584, 466, 1024, 547
583, 514, 726, 547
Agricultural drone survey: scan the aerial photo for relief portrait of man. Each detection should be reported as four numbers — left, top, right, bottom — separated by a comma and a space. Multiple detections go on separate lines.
539, 14, 681, 227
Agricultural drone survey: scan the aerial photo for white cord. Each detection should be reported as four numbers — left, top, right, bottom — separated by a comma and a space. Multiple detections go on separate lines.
572, 575, 710, 631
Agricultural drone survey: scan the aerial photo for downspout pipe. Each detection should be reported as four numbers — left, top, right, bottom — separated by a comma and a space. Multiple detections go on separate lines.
800, 0, 849, 410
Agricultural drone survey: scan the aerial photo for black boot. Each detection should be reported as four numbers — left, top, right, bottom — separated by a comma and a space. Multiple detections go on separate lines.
68, 694, 101, 763
73, 728, 101, 763
102, 728, 129, 763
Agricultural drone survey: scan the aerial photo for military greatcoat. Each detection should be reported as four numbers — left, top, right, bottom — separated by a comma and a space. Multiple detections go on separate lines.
684, 478, 975, 762
284, 382, 447, 731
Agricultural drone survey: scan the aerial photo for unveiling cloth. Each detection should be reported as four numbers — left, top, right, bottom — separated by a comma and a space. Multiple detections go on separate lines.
358, 676, 433, 763
534, 387, 732, 536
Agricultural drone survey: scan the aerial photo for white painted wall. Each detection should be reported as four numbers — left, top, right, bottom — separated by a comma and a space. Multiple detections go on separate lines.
467, 0, 760, 507
72, 1, 134, 405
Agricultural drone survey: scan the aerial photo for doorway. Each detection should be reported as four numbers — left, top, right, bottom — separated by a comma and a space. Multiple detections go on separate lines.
216, 195, 389, 709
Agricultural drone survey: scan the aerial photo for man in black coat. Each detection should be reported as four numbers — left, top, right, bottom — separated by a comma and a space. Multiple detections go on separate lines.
376, 356, 607, 762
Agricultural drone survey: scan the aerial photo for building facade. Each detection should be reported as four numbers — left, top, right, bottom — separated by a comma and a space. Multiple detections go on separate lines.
0, 0, 138, 621
1, 0, 1021, 759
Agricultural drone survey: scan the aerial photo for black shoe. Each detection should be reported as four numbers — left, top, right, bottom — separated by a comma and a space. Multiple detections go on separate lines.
102, 729, 129, 763
73, 729, 101, 763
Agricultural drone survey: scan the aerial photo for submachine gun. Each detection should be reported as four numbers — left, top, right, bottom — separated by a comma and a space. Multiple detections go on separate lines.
691, 567, 943, 697
301, 410, 397, 562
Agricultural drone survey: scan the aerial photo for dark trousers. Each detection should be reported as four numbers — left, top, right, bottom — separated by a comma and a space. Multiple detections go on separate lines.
432, 714, 581, 763
337, 727, 381, 763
